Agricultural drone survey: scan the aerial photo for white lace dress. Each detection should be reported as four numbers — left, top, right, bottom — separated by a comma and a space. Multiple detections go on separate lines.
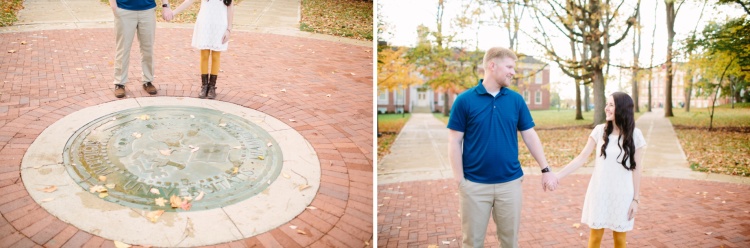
191, 0, 229, 51
581, 124, 646, 232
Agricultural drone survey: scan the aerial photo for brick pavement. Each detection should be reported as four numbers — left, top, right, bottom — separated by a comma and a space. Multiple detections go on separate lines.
0, 28, 373, 247
377, 175, 750, 248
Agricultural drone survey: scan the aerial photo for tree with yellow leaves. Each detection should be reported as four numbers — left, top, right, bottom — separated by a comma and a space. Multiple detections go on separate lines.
377, 46, 423, 92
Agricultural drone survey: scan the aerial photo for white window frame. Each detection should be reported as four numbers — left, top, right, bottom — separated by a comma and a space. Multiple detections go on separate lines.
377, 90, 389, 105
395, 89, 405, 105
535, 91, 542, 105
535, 72, 543, 84
523, 90, 530, 104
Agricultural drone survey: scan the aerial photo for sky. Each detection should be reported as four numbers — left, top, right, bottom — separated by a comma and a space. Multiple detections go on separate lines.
378, 0, 747, 100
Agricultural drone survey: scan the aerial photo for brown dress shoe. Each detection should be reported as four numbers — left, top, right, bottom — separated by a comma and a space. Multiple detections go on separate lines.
143, 82, 157, 95
114, 84, 126, 98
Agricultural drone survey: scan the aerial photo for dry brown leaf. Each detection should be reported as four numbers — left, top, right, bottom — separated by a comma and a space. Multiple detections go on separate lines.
706, 232, 713, 235
99, 193, 109, 198
146, 210, 164, 223
289, 225, 298, 229
8, 50, 16, 53
106, 183, 116, 189
89, 185, 107, 193
296, 229, 307, 235
39, 185, 57, 193
180, 201, 192, 211
572, 223, 581, 228
150, 188, 160, 195
98, 175, 107, 182
306, 206, 317, 210
298, 184, 311, 191
258, 155, 265, 160
170, 195, 183, 208
20, 41, 27, 45
289, 119, 296, 122
194, 191, 205, 201
138, 114, 150, 120
154, 197, 167, 207
132, 132, 142, 138
159, 149, 173, 156
114, 240, 132, 248
219, 123, 227, 127
191, 146, 200, 153
280, 88, 287, 93
427, 245, 439, 248
282, 172, 291, 179
267, 142, 273, 147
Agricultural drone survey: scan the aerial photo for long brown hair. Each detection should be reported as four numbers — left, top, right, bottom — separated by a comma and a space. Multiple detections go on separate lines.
600, 92, 637, 170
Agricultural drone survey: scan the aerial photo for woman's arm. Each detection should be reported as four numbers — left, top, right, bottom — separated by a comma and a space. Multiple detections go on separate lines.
222, 3, 234, 43
555, 136, 597, 180
172, 0, 196, 16
628, 147, 645, 220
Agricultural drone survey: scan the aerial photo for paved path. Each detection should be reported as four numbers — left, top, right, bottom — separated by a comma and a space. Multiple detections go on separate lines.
377, 108, 750, 247
0, 1, 373, 247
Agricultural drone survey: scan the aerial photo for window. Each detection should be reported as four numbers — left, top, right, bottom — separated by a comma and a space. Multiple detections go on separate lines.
523, 91, 530, 104
535, 91, 542, 104
535, 72, 543, 84
395, 89, 405, 104
377, 90, 389, 105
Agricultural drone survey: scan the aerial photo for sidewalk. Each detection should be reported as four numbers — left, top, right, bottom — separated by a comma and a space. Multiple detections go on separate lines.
0, 0, 373, 247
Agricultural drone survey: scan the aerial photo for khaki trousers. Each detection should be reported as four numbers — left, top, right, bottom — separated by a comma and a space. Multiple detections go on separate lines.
113, 7, 155, 85
459, 177, 523, 248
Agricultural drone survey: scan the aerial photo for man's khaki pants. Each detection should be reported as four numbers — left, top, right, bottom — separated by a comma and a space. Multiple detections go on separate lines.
459, 177, 523, 248
113, 7, 155, 85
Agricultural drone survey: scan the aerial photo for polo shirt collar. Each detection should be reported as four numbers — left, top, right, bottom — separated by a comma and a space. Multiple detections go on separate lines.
476, 79, 508, 96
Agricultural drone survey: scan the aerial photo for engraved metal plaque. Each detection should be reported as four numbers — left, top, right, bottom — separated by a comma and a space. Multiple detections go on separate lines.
63, 106, 282, 211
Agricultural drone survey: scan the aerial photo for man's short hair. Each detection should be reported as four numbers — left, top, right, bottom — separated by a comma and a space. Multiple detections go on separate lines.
483, 47, 518, 69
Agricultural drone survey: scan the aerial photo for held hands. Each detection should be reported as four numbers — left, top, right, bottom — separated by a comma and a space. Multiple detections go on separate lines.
162, 8, 174, 22
541, 171, 559, 192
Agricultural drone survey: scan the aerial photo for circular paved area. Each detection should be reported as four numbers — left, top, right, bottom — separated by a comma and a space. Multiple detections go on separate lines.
0, 28, 373, 247
378, 175, 750, 247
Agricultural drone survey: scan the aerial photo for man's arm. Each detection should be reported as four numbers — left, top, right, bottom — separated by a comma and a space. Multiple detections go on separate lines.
161, 0, 174, 21
520, 128, 558, 191
448, 130, 464, 185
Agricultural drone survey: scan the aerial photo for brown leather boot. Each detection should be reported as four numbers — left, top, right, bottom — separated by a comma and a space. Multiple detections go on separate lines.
199, 74, 209, 99
207, 74, 217, 99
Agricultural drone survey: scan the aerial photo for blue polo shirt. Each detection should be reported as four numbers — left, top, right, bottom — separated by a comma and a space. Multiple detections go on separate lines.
447, 81, 535, 184
117, 0, 156, 11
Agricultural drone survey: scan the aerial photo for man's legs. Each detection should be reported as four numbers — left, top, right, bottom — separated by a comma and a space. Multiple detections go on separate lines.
491, 177, 523, 248
113, 8, 138, 86
136, 8, 156, 84
460, 179, 494, 248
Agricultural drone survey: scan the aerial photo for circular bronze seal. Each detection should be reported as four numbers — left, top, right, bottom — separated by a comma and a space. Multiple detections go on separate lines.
64, 106, 282, 211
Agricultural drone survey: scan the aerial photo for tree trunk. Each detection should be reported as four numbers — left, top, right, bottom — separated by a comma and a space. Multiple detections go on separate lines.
443, 92, 450, 116
576, 80, 583, 120
593, 70, 606, 125
664, 0, 676, 117
632, 4, 641, 113
647, 70, 652, 112
584, 84, 591, 112
685, 75, 693, 112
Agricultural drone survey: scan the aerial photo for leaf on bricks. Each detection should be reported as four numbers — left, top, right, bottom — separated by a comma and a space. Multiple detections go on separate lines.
280, 88, 287, 93
296, 229, 307, 235
290, 225, 298, 230
306, 206, 317, 210
21, 41, 27, 45
705, 232, 712, 235
8, 50, 16, 53
572, 223, 581, 228
442, 241, 450, 245
427, 245, 438, 248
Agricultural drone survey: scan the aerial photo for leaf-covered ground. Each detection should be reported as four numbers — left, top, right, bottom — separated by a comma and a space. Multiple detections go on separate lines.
0, 0, 24, 27
300, 0, 373, 41
96, 0, 243, 23
670, 105, 750, 177
377, 114, 410, 159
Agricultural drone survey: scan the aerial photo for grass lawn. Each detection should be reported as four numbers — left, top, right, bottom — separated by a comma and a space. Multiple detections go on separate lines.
377, 113, 411, 160
300, 0, 373, 40
669, 103, 750, 177
0, 0, 24, 27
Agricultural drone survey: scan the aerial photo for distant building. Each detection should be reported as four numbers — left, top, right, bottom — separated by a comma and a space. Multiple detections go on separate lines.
637, 63, 730, 109
377, 54, 551, 114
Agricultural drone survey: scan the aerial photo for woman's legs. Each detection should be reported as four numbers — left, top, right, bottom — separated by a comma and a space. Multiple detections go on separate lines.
613, 231, 627, 248
198, 50, 210, 98
588, 228, 604, 248
210, 51, 221, 75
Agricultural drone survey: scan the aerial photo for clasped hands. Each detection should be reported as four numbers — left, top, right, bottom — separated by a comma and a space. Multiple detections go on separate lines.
162, 7, 174, 22
542, 171, 559, 192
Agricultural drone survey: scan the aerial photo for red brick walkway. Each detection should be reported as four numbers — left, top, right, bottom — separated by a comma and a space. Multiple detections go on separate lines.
0, 28, 373, 247
377, 175, 750, 247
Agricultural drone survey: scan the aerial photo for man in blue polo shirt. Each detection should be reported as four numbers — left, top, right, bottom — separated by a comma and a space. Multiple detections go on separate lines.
448, 47, 559, 248
108, 0, 173, 98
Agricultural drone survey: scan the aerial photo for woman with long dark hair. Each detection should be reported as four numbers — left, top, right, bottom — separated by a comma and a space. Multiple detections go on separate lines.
169, 0, 234, 99
553, 92, 646, 248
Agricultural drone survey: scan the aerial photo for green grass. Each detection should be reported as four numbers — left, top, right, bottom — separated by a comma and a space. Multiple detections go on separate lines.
377, 113, 411, 159
0, 0, 24, 27
300, 0, 373, 41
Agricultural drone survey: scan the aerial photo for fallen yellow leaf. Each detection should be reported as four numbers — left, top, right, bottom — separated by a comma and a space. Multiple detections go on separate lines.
572, 223, 581, 228
258, 156, 265, 160
39, 185, 57, 193
283, 172, 290, 179
298, 184, 311, 191
99, 193, 108, 198
114, 240, 132, 248
98, 175, 107, 182
146, 210, 164, 223
154, 197, 167, 207
296, 229, 307, 235
170, 195, 183, 208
